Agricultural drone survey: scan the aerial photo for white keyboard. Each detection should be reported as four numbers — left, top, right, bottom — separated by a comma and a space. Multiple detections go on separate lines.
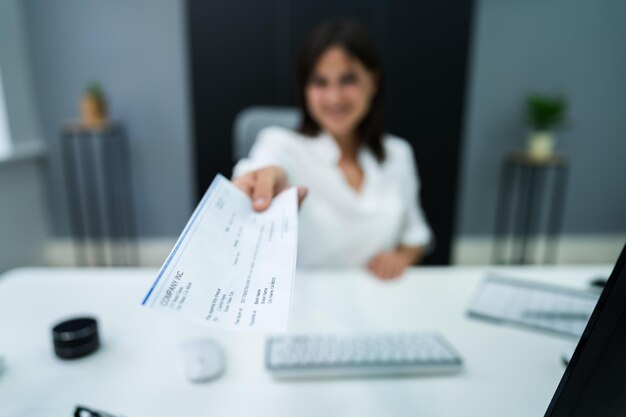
468, 275, 599, 337
265, 332, 462, 379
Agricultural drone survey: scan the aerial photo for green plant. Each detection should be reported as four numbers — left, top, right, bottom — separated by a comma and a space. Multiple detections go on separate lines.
85, 82, 105, 101
525, 93, 567, 131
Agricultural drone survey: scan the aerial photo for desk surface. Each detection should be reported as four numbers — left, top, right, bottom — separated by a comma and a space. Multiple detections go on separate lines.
0, 265, 612, 417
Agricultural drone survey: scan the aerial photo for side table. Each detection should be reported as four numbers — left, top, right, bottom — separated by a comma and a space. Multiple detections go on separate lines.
61, 122, 138, 266
493, 151, 568, 264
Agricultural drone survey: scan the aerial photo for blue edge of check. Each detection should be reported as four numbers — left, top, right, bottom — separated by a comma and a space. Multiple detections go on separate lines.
141, 174, 223, 305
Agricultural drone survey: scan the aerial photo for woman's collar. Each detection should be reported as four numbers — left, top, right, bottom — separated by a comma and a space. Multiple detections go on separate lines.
306, 131, 339, 164
310, 131, 375, 166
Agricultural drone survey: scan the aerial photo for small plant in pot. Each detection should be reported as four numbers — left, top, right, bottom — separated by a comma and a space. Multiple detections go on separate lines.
80, 82, 108, 128
525, 93, 567, 161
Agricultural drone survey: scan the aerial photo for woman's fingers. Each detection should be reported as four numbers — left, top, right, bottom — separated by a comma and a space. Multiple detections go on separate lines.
368, 255, 387, 279
233, 167, 304, 212
388, 263, 402, 279
297, 186, 308, 207
252, 169, 278, 211
390, 260, 407, 279
232, 175, 255, 197
368, 252, 407, 280
380, 261, 394, 279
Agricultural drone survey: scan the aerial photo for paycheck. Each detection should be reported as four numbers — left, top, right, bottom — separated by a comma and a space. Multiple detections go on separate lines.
141, 174, 298, 332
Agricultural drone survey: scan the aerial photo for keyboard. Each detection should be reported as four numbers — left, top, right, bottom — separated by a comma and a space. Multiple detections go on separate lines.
265, 332, 462, 379
468, 275, 599, 337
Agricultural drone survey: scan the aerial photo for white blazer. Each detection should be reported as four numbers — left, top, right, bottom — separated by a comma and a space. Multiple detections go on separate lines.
233, 126, 433, 267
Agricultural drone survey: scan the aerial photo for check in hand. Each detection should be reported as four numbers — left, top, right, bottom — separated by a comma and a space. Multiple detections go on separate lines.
141, 174, 299, 332
233, 166, 308, 211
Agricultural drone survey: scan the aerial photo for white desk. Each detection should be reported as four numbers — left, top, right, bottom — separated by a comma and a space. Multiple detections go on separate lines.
0, 265, 611, 417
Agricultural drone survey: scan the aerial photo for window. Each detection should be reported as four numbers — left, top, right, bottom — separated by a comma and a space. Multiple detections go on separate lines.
0, 67, 13, 156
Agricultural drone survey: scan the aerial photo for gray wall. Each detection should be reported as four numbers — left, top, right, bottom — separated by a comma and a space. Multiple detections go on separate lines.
18, 0, 626, 240
0, 157, 48, 272
23, 0, 194, 238
458, 0, 626, 236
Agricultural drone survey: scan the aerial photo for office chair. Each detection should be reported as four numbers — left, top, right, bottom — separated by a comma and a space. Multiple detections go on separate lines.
232, 106, 301, 161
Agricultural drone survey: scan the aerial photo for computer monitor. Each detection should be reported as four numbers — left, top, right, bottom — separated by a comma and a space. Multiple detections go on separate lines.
544, 243, 626, 416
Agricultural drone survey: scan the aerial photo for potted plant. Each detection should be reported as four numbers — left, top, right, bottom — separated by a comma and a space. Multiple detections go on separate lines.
525, 93, 567, 160
80, 82, 108, 128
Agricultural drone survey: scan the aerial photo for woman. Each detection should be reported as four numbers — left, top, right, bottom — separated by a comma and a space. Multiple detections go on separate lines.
233, 20, 432, 279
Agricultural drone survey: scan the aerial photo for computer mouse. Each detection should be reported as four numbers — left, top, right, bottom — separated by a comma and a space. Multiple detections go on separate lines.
589, 277, 608, 290
181, 339, 225, 383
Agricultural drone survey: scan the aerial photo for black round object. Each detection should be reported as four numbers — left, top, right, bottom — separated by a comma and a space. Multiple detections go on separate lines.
52, 317, 100, 359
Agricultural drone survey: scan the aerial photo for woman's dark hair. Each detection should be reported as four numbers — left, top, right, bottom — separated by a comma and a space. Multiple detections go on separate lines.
295, 19, 386, 161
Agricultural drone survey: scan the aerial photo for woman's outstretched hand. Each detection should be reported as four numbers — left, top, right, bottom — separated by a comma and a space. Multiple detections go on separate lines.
232, 166, 308, 212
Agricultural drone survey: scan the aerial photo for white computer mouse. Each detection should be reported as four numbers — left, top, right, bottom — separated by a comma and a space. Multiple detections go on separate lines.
181, 339, 225, 383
